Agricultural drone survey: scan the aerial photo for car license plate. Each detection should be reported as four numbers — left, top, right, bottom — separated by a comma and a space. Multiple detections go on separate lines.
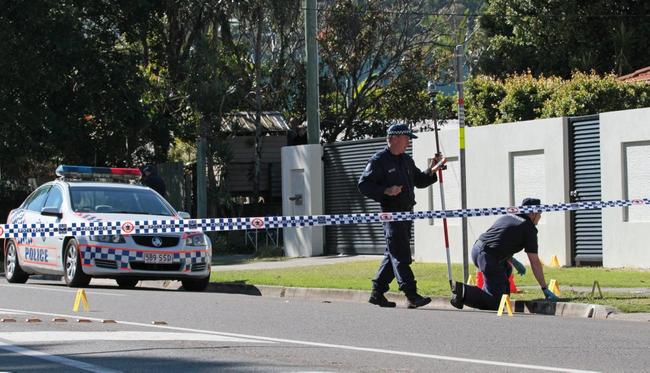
144, 253, 173, 264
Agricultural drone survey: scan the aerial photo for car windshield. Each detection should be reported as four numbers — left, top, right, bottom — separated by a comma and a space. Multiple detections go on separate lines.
69, 186, 174, 216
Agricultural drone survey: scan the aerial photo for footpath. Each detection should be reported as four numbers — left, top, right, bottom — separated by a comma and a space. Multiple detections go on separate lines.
4, 255, 649, 322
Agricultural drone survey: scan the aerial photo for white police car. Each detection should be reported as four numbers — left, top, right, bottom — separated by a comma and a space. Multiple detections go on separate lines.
3, 165, 211, 291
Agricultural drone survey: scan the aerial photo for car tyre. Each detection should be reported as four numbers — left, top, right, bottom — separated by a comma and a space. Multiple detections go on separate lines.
5, 241, 29, 283
63, 239, 91, 287
181, 276, 210, 292
116, 278, 139, 288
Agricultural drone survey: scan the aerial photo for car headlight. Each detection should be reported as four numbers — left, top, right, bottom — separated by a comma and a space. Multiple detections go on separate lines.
89, 234, 126, 244
185, 233, 207, 247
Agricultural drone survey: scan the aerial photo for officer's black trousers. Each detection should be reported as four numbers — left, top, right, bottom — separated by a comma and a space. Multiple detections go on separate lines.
462, 243, 512, 310
372, 220, 417, 295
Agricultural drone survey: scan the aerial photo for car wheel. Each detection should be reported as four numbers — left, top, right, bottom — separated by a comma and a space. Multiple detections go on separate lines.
181, 276, 210, 292
5, 241, 28, 283
63, 239, 90, 287
116, 278, 139, 288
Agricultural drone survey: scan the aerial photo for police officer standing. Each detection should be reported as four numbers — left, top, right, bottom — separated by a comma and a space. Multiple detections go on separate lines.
450, 197, 560, 310
358, 124, 444, 308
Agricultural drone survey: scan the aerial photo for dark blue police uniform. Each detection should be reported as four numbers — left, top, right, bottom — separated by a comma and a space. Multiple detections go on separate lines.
358, 146, 437, 296
462, 213, 538, 310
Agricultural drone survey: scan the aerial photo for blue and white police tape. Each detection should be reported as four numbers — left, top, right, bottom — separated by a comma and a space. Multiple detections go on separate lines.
1, 198, 648, 239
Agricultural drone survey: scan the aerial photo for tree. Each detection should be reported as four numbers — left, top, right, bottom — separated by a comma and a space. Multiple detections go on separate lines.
476, 0, 650, 78
317, 0, 443, 142
0, 0, 151, 183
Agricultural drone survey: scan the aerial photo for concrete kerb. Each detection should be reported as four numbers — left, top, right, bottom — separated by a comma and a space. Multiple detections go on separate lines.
169, 279, 616, 319
0, 273, 632, 320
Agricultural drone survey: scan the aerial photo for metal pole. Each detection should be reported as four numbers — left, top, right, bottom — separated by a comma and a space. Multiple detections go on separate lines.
455, 45, 469, 282
305, 0, 320, 144
196, 128, 207, 219
427, 81, 454, 291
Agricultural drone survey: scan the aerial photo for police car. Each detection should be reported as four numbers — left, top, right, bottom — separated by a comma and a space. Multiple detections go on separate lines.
3, 165, 212, 291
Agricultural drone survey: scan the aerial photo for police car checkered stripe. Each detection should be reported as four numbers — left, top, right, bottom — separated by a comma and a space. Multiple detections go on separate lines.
82, 247, 208, 269
1, 198, 648, 238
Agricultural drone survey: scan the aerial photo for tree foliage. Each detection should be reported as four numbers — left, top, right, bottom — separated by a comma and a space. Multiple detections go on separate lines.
317, 0, 444, 142
476, 0, 650, 78
464, 72, 650, 126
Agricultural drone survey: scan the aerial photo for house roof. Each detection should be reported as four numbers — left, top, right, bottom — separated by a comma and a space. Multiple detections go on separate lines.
222, 111, 290, 134
618, 66, 650, 83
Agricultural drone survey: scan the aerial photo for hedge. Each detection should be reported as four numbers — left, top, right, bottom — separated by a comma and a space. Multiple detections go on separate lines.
463, 72, 650, 126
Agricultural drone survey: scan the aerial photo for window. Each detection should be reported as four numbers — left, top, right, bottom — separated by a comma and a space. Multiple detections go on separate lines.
23, 186, 52, 212
43, 186, 63, 210
69, 186, 173, 216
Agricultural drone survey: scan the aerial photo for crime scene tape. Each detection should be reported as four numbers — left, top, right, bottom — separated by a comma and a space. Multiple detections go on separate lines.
1, 198, 648, 239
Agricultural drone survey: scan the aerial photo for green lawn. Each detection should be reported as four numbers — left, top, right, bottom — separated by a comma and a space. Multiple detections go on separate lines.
211, 259, 650, 313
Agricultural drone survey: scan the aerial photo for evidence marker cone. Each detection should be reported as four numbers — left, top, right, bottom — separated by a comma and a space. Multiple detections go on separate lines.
509, 273, 520, 293
550, 255, 561, 267
73, 289, 90, 312
548, 279, 561, 296
497, 294, 513, 317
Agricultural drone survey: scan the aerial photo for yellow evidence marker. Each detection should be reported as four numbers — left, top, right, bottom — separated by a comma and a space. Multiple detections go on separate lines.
73, 289, 90, 312
497, 294, 513, 317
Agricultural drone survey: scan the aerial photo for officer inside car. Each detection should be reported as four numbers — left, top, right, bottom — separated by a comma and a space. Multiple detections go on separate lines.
358, 123, 444, 308
450, 197, 560, 310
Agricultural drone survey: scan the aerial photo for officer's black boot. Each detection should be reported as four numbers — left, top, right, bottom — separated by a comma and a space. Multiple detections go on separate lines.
406, 292, 431, 309
369, 290, 396, 308
450, 281, 464, 310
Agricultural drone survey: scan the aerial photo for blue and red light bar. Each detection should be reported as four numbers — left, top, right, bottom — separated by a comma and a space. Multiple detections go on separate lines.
56, 165, 142, 181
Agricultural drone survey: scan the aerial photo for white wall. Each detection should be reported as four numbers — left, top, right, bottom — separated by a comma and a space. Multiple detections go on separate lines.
281, 144, 324, 257
412, 128, 464, 263
413, 118, 572, 266
600, 108, 650, 267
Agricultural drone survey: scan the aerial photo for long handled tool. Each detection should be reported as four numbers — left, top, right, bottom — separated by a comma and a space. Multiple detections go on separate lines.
428, 81, 454, 291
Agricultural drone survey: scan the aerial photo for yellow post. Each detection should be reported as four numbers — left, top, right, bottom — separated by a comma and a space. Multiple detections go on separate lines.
497, 294, 513, 316
550, 255, 561, 267
549, 279, 561, 296
73, 289, 90, 312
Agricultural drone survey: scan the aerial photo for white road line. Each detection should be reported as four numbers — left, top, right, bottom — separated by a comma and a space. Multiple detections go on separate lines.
0, 284, 125, 296
0, 340, 121, 373
2, 331, 271, 343
0, 307, 599, 373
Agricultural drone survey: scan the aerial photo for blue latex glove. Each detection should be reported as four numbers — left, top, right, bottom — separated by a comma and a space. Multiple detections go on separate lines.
543, 288, 560, 301
510, 257, 526, 276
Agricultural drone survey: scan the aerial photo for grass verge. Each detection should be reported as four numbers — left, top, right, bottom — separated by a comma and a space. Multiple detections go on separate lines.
210, 259, 650, 313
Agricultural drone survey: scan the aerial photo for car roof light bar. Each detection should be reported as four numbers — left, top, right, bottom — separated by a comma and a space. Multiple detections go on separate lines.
56, 165, 142, 182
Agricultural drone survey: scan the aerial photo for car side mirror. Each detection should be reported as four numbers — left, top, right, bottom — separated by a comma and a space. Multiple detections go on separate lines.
41, 207, 63, 218
177, 211, 191, 219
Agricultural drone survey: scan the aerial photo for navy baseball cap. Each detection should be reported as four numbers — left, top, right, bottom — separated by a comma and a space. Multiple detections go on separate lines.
387, 124, 417, 139
521, 197, 541, 206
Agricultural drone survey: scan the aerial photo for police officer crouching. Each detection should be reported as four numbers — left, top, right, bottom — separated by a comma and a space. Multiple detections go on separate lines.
358, 124, 444, 308
450, 197, 560, 310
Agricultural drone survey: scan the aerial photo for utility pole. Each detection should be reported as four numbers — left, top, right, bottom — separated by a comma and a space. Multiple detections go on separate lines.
196, 118, 207, 219
305, 0, 320, 144
455, 45, 469, 282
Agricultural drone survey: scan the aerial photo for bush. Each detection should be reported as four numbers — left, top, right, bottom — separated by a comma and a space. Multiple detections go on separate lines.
499, 73, 560, 123
465, 72, 650, 126
541, 72, 650, 117
464, 75, 505, 126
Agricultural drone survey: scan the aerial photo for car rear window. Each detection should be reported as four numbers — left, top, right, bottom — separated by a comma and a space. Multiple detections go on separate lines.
69, 186, 174, 216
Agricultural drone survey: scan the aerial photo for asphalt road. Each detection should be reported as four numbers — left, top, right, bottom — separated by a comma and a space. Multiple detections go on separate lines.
1, 280, 649, 372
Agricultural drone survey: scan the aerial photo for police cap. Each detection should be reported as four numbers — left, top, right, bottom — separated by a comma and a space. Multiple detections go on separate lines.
387, 124, 417, 139
521, 197, 541, 206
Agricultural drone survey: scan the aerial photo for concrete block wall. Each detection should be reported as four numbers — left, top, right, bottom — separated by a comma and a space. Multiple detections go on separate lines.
600, 108, 650, 268
413, 118, 571, 266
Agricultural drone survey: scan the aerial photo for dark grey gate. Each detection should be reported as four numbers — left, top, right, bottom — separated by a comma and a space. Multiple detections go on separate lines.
323, 138, 413, 254
568, 115, 602, 265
